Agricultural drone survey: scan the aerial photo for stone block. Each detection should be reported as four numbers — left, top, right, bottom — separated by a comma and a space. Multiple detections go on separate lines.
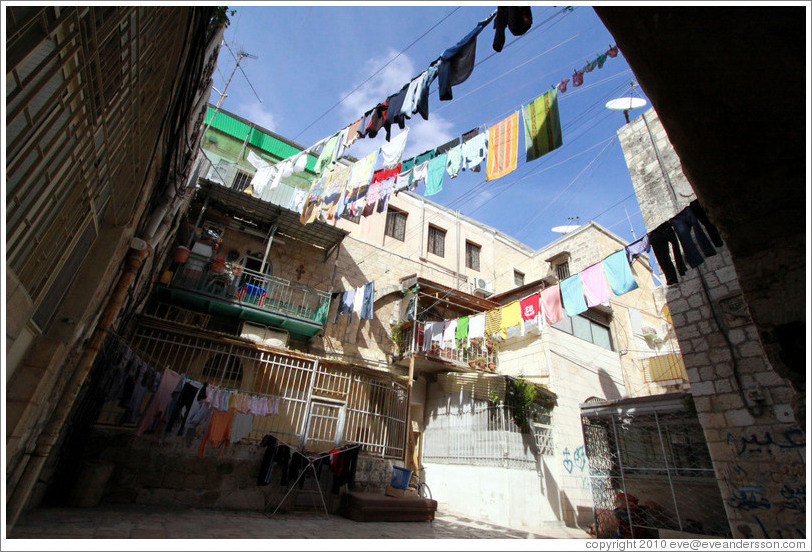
690, 338, 709, 352
714, 378, 733, 394
690, 381, 715, 396
667, 298, 689, 314
699, 365, 716, 381
716, 266, 738, 284
725, 409, 756, 427
738, 340, 765, 358
754, 370, 787, 388
714, 363, 733, 379
687, 293, 704, 308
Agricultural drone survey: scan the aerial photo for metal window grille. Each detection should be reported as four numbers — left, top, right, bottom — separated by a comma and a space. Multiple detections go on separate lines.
385, 209, 407, 241
556, 262, 570, 280
231, 170, 252, 192
124, 319, 406, 456
428, 225, 446, 257
514, 270, 525, 287
581, 406, 730, 538
423, 377, 552, 470
465, 241, 481, 271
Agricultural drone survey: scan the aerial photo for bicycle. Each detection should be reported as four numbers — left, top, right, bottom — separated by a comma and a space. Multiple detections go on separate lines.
407, 466, 432, 500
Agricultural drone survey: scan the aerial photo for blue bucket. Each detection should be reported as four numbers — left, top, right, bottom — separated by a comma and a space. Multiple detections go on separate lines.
390, 466, 412, 490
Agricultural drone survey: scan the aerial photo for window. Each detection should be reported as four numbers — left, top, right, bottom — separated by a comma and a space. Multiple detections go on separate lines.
514, 270, 525, 287
232, 170, 252, 192
385, 208, 407, 241
552, 313, 614, 351
465, 241, 481, 271
344, 213, 361, 224
427, 225, 446, 257
556, 261, 570, 280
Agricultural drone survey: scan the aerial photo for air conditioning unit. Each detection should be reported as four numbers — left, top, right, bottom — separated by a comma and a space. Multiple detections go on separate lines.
473, 278, 493, 297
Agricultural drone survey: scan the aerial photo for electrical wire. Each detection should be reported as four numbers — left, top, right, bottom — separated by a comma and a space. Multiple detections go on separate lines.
291, 6, 462, 141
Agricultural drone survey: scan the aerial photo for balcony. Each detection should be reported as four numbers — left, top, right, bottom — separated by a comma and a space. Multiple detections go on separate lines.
158, 252, 330, 340
395, 320, 499, 374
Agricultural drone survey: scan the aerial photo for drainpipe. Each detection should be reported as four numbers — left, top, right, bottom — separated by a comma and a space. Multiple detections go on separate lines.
455, 210, 461, 290
6, 238, 151, 529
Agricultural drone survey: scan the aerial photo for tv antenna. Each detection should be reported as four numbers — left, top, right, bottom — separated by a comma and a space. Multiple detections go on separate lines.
202, 42, 261, 137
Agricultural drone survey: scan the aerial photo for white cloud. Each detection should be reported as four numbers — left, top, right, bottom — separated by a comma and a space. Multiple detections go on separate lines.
339, 50, 454, 162
237, 101, 278, 132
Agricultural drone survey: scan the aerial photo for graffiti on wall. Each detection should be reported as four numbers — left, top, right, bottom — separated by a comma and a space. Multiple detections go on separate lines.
562, 445, 591, 490
721, 426, 805, 539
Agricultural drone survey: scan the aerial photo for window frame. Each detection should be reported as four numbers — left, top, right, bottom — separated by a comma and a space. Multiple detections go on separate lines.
427, 224, 446, 258
514, 269, 525, 287
556, 261, 570, 281
551, 313, 614, 351
385, 208, 407, 241
465, 240, 481, 271
232, 170, 252, 192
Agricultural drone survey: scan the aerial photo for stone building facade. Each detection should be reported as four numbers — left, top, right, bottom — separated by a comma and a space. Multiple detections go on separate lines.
618, 108, 805, 539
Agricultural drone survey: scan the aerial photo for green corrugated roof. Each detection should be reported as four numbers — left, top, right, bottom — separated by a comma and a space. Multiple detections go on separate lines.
204, 106, 318, 172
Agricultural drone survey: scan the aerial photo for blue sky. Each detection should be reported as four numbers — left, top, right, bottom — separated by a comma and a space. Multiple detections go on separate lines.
213, 3, 653, 253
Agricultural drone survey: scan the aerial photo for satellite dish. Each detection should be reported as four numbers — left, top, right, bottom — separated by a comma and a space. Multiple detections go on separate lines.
606, 97, 647, 111
552, 225, 580, 234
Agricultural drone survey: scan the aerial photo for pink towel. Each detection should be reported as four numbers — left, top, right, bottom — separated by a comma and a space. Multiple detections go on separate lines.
541, 285, 565, 325
580, 263, 611, 307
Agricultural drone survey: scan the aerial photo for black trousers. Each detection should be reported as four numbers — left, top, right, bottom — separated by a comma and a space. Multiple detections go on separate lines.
649, 221, 687, 285
689, 199, 724, 247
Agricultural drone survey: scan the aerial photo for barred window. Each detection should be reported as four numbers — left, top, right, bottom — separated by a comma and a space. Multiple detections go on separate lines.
428, 225, 446, 257
556, 261, 570, 280
232, 170, 252, 192
514, 270, 525, 287
385, 208, 407, 241
465, 241, 481, 271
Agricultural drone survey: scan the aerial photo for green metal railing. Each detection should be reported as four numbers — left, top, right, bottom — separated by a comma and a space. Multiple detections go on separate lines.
170, 253, 331, 325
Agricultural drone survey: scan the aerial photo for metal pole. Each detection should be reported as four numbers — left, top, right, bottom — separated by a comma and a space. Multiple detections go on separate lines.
610, 414, 633, 538
403, 288, 419, 465
641, 111, 680, 211
654, 410, 683, 531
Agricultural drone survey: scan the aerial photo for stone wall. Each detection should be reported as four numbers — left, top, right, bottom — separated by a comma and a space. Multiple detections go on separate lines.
618, 108, 805, 539
87, 428, 397, 514
664, 251, 804, 539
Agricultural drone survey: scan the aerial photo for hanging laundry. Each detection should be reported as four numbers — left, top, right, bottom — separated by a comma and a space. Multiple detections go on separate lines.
461, 131, 488, 172
384, 85, 410, 136
394, 166, 415, 193
299, 176, 326, 225
522, 88, 563, 163
438, 12, 497, 101
136, 368, 182, 437
334, 289, 356, 323
461, 127, 481, 143
435, 137, 460, 155
486, 111, 519, 181
376, 174, 396, 213
689, 199, 724, 247
520, 293, 540, 321
346, 150, 378, 193
624, 234, 651, 265
412, 160, 430, 190
520, 292, 541, 334
360, 281, 375, 320
414, 148, 437, 166
467, 313, 486, 343
425, 153, 448, 196
572, 68, 585, 87
198, 409, 234, 457
492, 6, 533, 52
422, 320, 443, 351
345, 118, 363, 148
362, 181, 382, 217
380, 128, 409, 169
246, 150, 274, 196
485, 308, 502, 340
230, 412, 254, 444
321, 163, 351, 212
560, 274, 588, 317
445, 144, 463, 178
671, 205, 718, 264
359, 100, 389, 140
349, 183, 369, 217
401, 62, 440, 121
648, 220, 688, 285
455, 316, 470, 348
602, 250, 639, 296
315, 132, 341, 174
583, 58, 598, 73
441, 319, 457, 350
500, 300, 522, 339
580, 263, 612, 307
557, 78, 570, 93
288, 188, 307, 213
606, 44, 619, 58
352, 285, 365, 318
595, 52, 608, 69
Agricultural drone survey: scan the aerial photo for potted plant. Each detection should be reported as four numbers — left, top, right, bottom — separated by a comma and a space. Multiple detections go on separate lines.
487, 361, 496, 372
475, 357, 487, 370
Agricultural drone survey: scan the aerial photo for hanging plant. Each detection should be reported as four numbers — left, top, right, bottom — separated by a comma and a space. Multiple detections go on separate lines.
505, 377, 537, 432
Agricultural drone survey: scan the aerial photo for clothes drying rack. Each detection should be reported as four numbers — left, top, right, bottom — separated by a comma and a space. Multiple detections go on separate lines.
263, 433, 360, 519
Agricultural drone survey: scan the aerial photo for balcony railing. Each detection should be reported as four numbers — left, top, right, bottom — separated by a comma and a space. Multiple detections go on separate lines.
170, 253, 330, 325
397, 320, 498, 372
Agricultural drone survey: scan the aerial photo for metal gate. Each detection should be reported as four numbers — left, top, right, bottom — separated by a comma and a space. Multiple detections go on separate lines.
581, 395, 730, 538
